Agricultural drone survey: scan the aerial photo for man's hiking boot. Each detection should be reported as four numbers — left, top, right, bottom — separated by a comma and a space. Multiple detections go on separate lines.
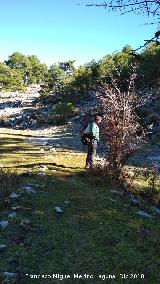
85, 164, 93, 169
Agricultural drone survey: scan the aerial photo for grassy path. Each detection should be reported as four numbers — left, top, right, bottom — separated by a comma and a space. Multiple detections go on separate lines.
0, 129, 160, 284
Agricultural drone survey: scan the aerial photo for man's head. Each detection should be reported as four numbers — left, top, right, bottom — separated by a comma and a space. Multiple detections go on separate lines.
95, 115, 102, 124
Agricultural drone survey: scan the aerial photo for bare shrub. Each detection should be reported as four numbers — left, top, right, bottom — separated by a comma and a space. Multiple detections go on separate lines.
97, 64, 146, 180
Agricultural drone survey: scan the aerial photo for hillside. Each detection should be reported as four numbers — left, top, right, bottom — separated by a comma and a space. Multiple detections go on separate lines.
0, 87, 160, 283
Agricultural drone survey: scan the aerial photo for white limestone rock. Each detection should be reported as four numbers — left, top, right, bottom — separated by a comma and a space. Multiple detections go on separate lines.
3, 272, 17, 277
24, 186, 36, 194
0, 221, 9, 229
12, 205, 22, 211
135, 210, 151, 218
10, 193, 19, 199
0, 245, 7, 252
8, 212, 17, 218
54, 207, 63, 214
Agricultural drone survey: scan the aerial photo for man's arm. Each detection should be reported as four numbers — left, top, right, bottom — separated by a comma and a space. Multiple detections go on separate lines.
83, 124, 91, 134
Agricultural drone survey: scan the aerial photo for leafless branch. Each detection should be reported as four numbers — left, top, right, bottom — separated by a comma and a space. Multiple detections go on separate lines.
86, 1, 160, 17
96, 65, 146, 179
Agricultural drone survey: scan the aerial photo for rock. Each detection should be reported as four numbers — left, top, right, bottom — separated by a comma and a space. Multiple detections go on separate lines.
151, 206, 160, 213
110, 189, 123, 196
54, 207, 63, 214
0, 221, 9, 229
50, 147, 56, 152
3, 272, 17, 277
130, 196, 141, 205
135, 210, 151, 218
34, 184, 42, 187
127, 171, 135, 177
37, 172, 46, 176
39, 165, 48, 171
64, 200, 70, 206
0, 245, 7, 252
12, 205, 22, 211
20, 218, 31, 226
10, 193, 19, 199
95, 156, 106, 165
40, 165, 48, 169
23, 186, 36, 194
8, 212, 17, 218
26, 170, 33, 175
109, 198, 117, 202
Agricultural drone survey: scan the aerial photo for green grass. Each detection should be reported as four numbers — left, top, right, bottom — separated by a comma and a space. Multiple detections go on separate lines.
0, 130, 160, 284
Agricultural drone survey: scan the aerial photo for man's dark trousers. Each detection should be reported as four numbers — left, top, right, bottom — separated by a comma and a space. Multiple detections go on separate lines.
86, 139, 97, 168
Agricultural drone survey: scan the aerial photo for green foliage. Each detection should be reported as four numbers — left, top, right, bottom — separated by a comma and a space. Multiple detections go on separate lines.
27, 55, 48, 84
99, 54, 115, 79
0, 62, 24, 91
1, 44, 160, 94
41, 62, 74, 96
5, 52, 32, 78
40, 45, 135, 103
99, 45, 134, 87
138, 43, 160, 87
71, 65, 92, 94
4, 52, 48, 86
54, 102, 75, 116
48, 102, 75, 125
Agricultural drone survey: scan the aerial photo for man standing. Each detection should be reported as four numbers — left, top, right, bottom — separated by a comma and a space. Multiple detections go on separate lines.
83, 115, 101, 169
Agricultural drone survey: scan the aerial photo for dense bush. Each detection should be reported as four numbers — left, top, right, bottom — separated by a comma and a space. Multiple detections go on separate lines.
48, 102, 75, 125
54, 102, 75, 116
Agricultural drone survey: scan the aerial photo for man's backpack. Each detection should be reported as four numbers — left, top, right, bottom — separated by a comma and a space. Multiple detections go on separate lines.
80, 123, 93, 145
81, 133, 92, 145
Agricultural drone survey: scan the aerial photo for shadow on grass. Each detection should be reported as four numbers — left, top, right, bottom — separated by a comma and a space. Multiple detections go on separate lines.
0, 129, 159, 282
13, 162, 82, 170
0, 130, 85, 154
0, 170, 160, 284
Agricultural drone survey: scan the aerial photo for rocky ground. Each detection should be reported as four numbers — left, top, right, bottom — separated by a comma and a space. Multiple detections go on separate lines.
0, 85, 160, 166
0, 86, 106, 164
0, 85, 48, 129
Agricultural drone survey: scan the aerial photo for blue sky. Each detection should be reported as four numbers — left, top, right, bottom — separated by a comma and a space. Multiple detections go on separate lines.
0, 0, 157, 67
